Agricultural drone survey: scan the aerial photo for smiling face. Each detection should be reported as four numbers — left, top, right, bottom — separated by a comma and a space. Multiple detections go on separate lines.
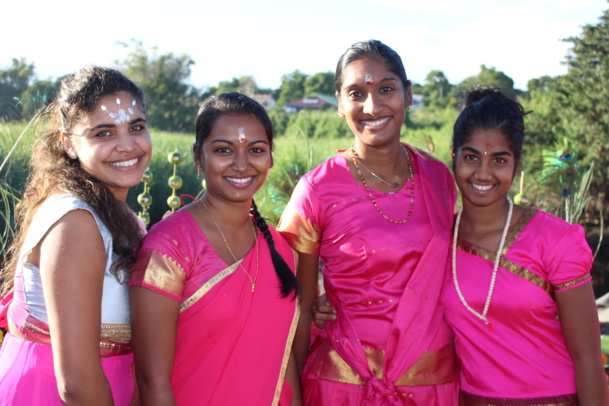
454, 128, 517, 210
62, 91, 152, 202
337, 56, 412, 149
195, 114, 272, 206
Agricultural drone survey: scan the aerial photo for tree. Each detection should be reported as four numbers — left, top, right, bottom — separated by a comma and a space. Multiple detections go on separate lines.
458, 65, 515, 92
0, 58, 36, 120
118, 41, 199, 132
304, 72, 334, 97
422, 70, 453, 108
277, 70, 308, 106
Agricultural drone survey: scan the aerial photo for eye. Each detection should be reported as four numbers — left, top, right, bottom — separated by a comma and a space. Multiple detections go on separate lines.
348, 90, 363, 99
380, 86, 394, 93
214, 146, 231, 154
464, 154, 478, 162
130, 123, 146, 132
250, 146, 267, 154
95, 130, 112, 138
494, 157, 508, 164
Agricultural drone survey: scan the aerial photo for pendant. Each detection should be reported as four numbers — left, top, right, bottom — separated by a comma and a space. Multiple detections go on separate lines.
251, 283, 255, 293
486, 321, 493, 333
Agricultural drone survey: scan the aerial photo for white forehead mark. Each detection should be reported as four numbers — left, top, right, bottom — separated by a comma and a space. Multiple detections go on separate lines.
100, 98, 137, 125
365, 74, 373, 85
238, 127, 247, 143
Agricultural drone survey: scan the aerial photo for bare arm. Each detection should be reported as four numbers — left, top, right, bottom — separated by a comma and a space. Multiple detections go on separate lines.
131, 286, 180, 406
39, 210, 113, 405
556, 282, 609, 405
287, 350, 303, 406
293, 252, 320, 371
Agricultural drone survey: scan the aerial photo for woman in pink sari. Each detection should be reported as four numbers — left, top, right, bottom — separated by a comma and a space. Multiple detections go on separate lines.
444, 87, 608, 405
130, 92, 302, 405
0, 66, 151, 405
277, 40, 459, 405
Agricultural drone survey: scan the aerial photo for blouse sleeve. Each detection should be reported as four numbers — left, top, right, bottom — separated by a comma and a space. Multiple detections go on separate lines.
545, 222, 593, 292
277, 175, 323, 255
130, 219, 189, 302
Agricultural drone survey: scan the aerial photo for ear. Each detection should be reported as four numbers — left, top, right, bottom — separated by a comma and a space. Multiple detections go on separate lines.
404, 80, 413, 109
61, 132, 77, 159
336, 91, 346, 119
193, 143, 203, 171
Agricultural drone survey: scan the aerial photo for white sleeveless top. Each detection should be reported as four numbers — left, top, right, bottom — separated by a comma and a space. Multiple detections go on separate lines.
13, 194, 132, 354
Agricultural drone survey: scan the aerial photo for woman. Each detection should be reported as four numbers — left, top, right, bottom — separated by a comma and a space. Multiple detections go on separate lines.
277, 40, 459, 405
130, 92, 301, 406
445, 87, 608, 405
0, 66, 151, 405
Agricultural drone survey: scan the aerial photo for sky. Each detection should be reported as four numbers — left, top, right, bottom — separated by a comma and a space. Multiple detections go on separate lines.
2, 0, 608, 91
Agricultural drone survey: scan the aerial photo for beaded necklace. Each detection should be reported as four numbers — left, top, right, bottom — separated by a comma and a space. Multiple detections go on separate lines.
350, 143, 415, 225
451, 197, 513, 332
200, 199, 259, 292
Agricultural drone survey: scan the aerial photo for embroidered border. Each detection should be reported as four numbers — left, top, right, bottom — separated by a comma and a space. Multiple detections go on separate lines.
179, 262, 240, 313
457, 208, 555, 296
272, 301, 300, 406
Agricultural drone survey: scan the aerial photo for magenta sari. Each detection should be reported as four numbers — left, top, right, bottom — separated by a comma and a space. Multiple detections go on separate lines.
131, 210, 300, 405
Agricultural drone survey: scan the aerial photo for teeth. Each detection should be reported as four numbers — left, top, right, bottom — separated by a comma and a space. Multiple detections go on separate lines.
111, 158, 138, 167
227, 177, 252, 184
362, 117, 389, 126
473, 184, 493, 191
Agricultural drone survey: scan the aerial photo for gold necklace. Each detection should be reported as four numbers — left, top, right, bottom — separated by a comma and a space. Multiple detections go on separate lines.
350, 143, 415, 224
200, 199, 259, 292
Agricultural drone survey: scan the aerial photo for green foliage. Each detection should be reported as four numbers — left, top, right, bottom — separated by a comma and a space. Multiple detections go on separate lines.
421, 70, 454, 108
203, 75, 259, 98
276, 70, 307, 105
304, 72, 335, 97
0, 58, 36, 121
117, 41, 199, 133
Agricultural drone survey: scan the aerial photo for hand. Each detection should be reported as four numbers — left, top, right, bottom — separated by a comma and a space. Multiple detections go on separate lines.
311, 293, 336, 329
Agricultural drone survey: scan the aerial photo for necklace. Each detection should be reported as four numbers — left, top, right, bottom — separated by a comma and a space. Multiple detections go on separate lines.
350, 143, 415, 224
452, 197, 513, 332
200, 199, 259, 292
353, 156, 401, 187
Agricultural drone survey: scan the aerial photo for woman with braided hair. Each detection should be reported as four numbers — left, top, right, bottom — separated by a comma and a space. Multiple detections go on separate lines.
130, 92, 302, 406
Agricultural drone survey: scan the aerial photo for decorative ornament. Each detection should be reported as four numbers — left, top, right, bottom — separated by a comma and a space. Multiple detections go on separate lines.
238, 127, 247, 144
364, 74, 373, 85
351, 143, 415, 224
513, 171, 530, 207
452, 197, 514, 332
100, 99, 137, 125
137, 168, 154, 225
166, 150, 184, 213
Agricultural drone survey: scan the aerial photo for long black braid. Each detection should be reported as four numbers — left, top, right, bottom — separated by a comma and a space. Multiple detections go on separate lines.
251, 200, 300, 299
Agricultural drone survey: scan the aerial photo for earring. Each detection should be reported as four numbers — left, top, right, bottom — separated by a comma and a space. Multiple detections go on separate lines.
68, 151, 77, 158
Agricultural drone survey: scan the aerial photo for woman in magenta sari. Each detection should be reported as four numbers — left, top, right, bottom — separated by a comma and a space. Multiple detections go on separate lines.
130, 92, 302, 405
277, 40, 459, 405
444, 87, 608, 405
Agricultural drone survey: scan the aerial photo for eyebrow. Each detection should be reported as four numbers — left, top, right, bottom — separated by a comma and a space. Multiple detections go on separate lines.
88, 117, 146, 132
210, 139, 269, 145
343, 76, 399, 89
461, 146, 512, 157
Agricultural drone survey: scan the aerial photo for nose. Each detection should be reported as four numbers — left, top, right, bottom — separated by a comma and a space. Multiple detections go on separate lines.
232, 150, 249, 172
116, 130, 136, 153
363, 93, 382, 116
475, 161, 492, 180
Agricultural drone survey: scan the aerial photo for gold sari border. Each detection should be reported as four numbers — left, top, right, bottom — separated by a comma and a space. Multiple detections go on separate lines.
277, 207, 321, 255
460, 390, 578, 406
272, 301, 301, 406
309, 338, 459, 387
135, 250, 186, 299
180, 262, 240, 313
555, 273, 591, 292
458, 208, 555, 296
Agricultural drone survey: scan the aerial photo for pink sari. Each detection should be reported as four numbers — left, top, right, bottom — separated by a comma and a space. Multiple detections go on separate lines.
131, 210, 300, 406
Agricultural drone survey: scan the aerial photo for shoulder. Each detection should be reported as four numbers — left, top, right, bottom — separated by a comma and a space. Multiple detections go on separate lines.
407, 145, 443, 164
529, 209, 584, 236
141, 210, 200, 252
299, 154, 348, 189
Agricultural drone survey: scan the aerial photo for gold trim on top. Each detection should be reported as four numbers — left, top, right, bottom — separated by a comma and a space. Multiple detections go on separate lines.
179, 262, 240, 313
457, 208, 556, 296
100, 323, 131, 344
555, 273, 591, 291
460, 390, 578, 406
272, 301, 301, 406
277, 206, 321, 255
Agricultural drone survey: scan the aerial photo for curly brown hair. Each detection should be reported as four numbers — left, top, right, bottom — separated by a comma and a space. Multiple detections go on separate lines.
1, 66, 147, 297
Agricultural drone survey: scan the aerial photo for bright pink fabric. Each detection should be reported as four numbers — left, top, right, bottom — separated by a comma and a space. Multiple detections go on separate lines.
131, 210, 298, 406
278, 147, 459, 405
444, 209, 593, 399
0, 333, 134, 406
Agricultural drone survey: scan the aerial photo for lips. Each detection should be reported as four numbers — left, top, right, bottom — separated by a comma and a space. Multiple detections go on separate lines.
472, 183, 493, 191
110, 157, 139, 168
361, 116, 390, 128
226, 176, 254, 185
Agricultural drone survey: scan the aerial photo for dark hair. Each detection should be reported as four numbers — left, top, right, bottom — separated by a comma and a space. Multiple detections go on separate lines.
452, 86, 528, 166
335, 39, 409, 93
194, 92, 299, 298
1, 66, 146, 296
